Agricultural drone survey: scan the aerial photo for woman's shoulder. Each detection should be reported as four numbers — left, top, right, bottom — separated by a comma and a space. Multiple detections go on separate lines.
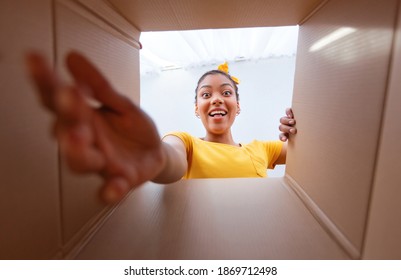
163, 131, 197, 144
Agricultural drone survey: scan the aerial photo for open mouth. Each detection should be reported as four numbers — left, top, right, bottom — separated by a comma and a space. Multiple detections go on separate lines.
208, 110, 227, 117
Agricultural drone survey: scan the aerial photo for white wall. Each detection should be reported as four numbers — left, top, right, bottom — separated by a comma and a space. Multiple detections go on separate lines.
140, 57, 296, 176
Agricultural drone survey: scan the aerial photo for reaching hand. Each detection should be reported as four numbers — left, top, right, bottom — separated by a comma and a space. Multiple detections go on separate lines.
26, 51, 166, 204
279, 108, 297, 142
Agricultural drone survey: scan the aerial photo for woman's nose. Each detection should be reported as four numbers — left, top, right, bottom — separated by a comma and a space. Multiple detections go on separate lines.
211, 96, 224, 105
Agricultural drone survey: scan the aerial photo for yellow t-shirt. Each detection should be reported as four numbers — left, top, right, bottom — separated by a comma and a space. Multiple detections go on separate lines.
164, 132, 283, 179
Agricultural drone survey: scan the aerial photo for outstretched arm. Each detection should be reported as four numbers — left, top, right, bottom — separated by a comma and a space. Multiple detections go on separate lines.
153, 135, 188, 183
26, 51, 185, 203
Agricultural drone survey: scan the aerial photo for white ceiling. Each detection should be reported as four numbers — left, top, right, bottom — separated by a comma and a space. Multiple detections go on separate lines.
139, 25, 299, 75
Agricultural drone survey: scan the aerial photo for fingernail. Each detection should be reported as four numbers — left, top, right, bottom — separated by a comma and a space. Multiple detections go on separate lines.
114, 178, 130, 194
104, 187, 120, 204
290, 128, 296, 134
289, 120, 295, 125
103, 178, 130, 204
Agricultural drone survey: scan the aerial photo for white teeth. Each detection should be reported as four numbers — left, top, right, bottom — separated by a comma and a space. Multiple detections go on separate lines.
209, 110, 227, 116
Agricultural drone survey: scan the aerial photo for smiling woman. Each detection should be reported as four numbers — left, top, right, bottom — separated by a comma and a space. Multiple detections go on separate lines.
194, 70, 240, 145
158, 67, 296, 180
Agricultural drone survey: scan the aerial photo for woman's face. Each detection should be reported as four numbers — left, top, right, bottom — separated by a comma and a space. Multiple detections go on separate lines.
195, 73, 240, 135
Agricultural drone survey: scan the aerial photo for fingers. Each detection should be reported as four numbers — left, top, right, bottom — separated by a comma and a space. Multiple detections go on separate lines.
100, 177, 131, 204
280, 116, 296, 126
59, 128, 106, 173
279, 133, 288, 142
286, 107, 294, 118
279, 114, 297, 135
27, 52, 134, 204
65, 52, 133, 114
55, 86, 89, 125
55, 86, 106, 173
279, 122, 297, 142
279, 124, 297, 135
279, 108, 297, 142
25, 52, 60, 111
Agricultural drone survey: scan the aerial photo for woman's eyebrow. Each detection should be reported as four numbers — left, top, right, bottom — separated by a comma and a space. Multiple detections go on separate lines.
199, 83, 233, 90
199, 85, 212, 90
220, 83, 234, 88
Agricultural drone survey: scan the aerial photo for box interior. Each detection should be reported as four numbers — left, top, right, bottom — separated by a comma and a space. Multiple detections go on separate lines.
1, 0, 400, 259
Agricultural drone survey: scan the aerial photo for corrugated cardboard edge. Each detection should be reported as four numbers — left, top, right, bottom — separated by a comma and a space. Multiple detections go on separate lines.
361, 0, 401, 259
298, 0, 330, 25
63, 189, 136, 259
63, 209, 113, 259
284, 175, 360, 259
59, 0, 141, 49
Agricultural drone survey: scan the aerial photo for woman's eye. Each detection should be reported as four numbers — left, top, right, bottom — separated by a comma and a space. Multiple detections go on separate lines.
202, 92, 211, 98
223, 91, 232, 96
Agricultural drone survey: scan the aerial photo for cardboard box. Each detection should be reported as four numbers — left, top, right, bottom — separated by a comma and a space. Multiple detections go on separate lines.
0, 0, 400, 259
0, 0, 61, 260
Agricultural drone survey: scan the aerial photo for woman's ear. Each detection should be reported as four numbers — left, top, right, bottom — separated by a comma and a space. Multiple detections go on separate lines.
195, 105, 200, 118
237, 102, 241, 115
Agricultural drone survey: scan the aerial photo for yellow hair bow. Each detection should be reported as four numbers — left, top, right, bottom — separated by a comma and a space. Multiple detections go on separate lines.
217, 62, 240, 84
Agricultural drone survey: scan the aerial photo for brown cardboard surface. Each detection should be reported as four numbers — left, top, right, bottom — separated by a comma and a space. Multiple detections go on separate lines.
56, 0, 141, 104
0, 0, 61, 259
75, 178, 349, 259
108, 0, 325, 31
363, 2, 401, 260
3, 0, 401, 260
77, 0, 141, 45
55, 0, 141, 249
285, 0, 399, 257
